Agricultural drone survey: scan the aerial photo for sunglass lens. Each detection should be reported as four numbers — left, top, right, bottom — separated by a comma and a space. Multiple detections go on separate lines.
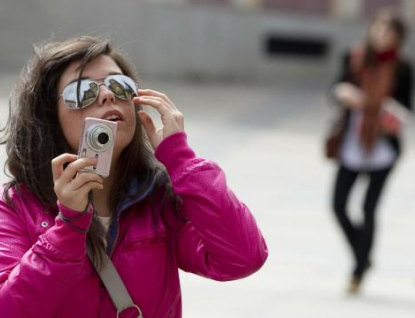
105, 75, 137, 100
62, 80, 99, 109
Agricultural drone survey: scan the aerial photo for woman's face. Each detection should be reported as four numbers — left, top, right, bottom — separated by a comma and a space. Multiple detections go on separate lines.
57, 55, 137, 160
368, 18, 400, 52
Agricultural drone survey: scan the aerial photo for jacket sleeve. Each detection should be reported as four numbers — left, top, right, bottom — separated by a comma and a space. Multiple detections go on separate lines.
0, 192, 93, 317
335, 51, 352, 84
155, 132, 268, 281
329, 51, 358, 106
394, 60, 413, 111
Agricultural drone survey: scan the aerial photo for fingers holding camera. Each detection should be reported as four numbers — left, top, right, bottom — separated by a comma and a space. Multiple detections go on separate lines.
52, 154, 76, 183
52, 154, 103, 212
134, 89, 184, 149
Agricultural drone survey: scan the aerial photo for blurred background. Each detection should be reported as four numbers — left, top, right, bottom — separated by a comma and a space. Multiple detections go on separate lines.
1, 0, 415, 317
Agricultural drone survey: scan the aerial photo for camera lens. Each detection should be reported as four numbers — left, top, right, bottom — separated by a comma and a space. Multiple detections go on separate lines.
98, 132, 109, 145
86, 124, 114, 152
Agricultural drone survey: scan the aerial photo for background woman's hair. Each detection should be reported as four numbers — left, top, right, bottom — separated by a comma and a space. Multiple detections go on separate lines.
364, 9, 407, 66
381, 9, 407, 43
0, 36, 183, 269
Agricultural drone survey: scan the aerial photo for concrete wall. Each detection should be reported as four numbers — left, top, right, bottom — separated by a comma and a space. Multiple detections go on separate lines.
0, 1, 413, 85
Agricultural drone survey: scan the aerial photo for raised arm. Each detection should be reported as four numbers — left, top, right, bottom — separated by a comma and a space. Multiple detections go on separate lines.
155, 132, 268, 281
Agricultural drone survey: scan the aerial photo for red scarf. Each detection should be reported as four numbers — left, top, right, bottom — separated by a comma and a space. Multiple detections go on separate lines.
350, 47, 398, 153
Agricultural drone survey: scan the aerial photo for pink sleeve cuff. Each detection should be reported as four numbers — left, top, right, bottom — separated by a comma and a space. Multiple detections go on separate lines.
155, 132, 197, 177
42, 202, 93, 257
57, 202, 93, 225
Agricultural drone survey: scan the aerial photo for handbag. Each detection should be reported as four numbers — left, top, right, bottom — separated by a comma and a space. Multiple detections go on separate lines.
324, 110, 347, 159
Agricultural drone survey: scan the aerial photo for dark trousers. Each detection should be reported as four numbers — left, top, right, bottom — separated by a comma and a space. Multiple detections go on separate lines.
332, 164, 393, 277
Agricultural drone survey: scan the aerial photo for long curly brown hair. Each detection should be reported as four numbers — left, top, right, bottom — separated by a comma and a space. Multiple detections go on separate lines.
1, 36, 182, 269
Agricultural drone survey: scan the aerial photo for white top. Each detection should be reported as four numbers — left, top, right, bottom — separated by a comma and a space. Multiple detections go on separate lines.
340, 109, 396, 171
97, 215, 111, 232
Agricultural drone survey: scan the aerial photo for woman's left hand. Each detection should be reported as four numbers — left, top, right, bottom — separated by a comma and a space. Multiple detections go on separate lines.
133, 89, 184, 149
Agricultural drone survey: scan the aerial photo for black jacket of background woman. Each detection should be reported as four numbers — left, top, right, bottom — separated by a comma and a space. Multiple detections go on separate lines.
334, 51, 413, 157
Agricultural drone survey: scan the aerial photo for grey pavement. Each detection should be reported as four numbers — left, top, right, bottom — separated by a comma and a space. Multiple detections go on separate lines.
0, 74, 414, 317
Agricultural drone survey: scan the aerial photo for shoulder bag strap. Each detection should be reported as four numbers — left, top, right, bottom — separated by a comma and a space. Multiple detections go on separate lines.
87, 248, 144, 318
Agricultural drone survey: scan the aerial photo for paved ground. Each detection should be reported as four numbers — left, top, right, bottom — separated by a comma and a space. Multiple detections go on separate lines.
0, 74, 414, 317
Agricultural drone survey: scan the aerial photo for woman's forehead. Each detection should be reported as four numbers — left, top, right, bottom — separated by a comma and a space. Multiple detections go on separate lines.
60, 55, 121, 86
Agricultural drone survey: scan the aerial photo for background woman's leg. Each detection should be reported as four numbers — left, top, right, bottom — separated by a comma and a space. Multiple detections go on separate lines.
332, 165, 360, 261
355, 166, 393, 278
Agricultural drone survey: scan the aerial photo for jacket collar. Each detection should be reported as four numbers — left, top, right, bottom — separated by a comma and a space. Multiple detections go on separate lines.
106, 173, 157, 255
116, 175, 157, 214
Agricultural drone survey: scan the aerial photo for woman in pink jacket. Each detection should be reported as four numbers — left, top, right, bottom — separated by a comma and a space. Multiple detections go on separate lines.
0, 36, 268, 317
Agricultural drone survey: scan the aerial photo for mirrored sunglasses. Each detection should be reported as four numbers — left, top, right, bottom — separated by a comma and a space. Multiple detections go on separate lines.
60, 74, 139, 109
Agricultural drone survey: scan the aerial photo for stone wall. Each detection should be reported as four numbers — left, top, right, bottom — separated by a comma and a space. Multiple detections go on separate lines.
0, 0, 413, 85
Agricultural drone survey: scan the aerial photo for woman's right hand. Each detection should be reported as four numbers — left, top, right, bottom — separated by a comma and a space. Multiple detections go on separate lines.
334, 83, 366, 110
52, 154, 103, 212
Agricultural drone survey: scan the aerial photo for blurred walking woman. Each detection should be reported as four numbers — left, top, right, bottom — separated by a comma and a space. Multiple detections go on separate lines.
330, 10, 412, 294
0, 36, 268, 317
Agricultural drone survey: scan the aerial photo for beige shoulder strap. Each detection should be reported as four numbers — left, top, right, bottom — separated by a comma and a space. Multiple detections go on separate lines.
87, 248, 143, 318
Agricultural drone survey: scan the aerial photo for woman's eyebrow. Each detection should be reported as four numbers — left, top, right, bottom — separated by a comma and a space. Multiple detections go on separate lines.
66, 72, 124, 85
67, 76, 89, 85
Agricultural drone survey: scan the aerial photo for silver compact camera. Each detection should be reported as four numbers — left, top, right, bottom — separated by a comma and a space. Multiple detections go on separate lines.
78, 117, 118, 177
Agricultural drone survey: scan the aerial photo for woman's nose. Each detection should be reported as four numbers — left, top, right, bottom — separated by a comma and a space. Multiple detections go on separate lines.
97, 83, 115, 106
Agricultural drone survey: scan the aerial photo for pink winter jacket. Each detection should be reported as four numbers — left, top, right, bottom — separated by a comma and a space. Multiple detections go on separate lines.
0, 132, 268, 317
